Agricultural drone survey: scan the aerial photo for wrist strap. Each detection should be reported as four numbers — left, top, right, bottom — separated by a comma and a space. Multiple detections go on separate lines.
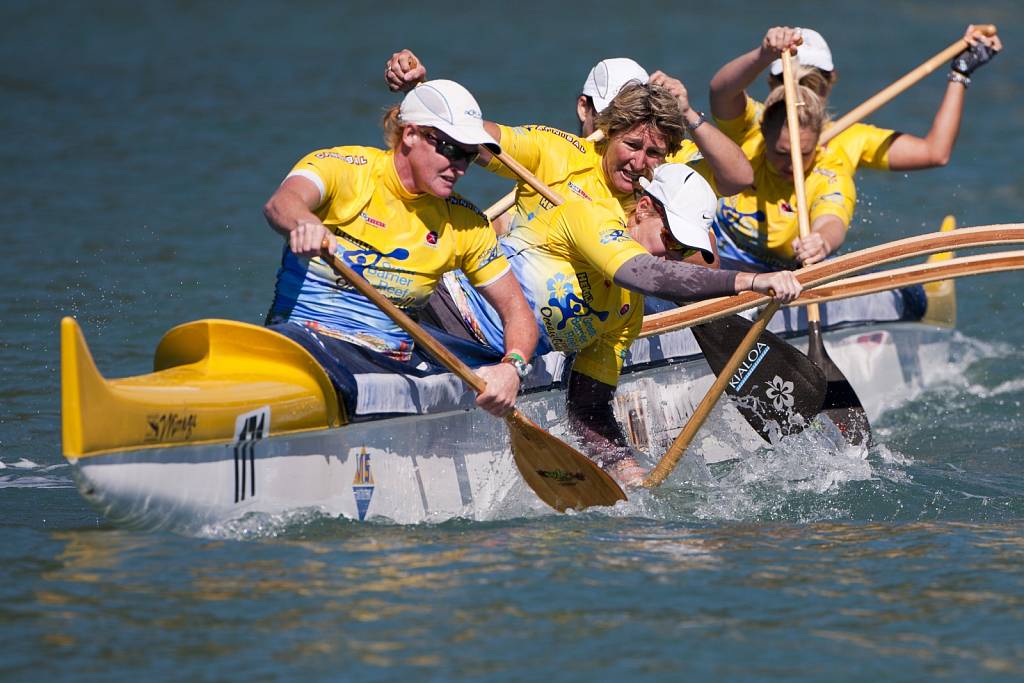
948, 71, 971, 89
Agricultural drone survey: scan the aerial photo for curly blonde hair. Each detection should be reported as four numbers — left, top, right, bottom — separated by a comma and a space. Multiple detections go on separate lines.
594, 82, 687, 155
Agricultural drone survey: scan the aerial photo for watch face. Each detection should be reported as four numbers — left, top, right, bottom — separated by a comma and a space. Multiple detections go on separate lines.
503, 357, 530, 378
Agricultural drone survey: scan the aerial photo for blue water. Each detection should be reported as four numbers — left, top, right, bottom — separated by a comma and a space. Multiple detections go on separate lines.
2, 0, 1023, 680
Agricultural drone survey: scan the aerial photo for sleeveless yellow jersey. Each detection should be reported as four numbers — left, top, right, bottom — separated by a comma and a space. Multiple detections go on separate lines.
267, 146, 509, 359
485, 124, 702, 227
708, 96, 856, 268
447, 197, 647, 386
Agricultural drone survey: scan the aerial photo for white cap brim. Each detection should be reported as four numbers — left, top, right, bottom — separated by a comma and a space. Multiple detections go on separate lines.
664, 209, 715, 263
638, 174, 715, 262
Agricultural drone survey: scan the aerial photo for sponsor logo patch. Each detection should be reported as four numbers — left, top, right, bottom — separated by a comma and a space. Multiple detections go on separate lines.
360, 211, 386, 229
567, 181, 593, 201
352, 447, 375, 521
529, 126, 586, 154
314, 151, 368, 165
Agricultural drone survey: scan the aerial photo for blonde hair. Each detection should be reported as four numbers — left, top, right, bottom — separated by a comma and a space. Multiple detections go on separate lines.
767, 65, 837, 99
760, 84, 830, 139
381, 105, 404, 149
594, 82, 687, 155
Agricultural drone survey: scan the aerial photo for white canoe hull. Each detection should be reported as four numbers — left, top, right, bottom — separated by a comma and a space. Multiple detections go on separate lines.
70, 318, 952, 533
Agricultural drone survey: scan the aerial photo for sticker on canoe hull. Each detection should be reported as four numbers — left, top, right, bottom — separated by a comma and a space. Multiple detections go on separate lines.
145, 412, 198, 443
352, 447, 375, 521
233, 407, 269, 504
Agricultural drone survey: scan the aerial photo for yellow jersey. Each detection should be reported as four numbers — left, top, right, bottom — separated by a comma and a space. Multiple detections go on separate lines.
447, 197, 648, 386
486, 124, 702, 227
708, 96, 857, 268
824, 122, 897, 171
267, 146, 510, 359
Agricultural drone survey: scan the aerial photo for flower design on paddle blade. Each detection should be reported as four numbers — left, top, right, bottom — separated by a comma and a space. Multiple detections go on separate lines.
765, 375, 794, 412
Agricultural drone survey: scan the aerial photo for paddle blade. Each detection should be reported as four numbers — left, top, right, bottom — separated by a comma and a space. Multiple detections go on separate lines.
506, 411, 626, 512
806, 323, 871, 445
692, 315, 827, 443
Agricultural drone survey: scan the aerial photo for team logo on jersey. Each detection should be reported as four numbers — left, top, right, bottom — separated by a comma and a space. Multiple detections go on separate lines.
619, 303, 630, 316
719, 203, 767, 238
813, 167, 838, 182
341, 247, 410, 279
475, 244, 502, 268
360, 211, 386, 229
599, 228, 632, 245
425, 231, 438, 246
779, 201, 795, 216
813, 191, 845, 207
542, 273, 609, 330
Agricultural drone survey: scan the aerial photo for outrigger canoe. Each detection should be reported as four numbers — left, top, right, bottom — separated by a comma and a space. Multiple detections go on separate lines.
61, 266, 958, 533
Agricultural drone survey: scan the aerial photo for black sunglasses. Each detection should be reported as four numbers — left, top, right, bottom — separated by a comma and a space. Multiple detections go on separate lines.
422, 130, 479, 165
646, 192, 698, 258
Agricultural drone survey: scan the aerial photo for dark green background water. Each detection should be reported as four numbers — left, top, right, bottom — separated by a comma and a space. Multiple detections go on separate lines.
2, 1, 1022, 680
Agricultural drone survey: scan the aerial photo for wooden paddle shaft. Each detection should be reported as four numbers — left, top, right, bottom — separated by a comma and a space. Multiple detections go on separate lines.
321, 245, 486, 394
644, 301, 782, 488
639, 223, 1024, 337
483, 130, 602, 221
490, 151, 565, 206
485, 190, 516, 221
821, 25, 997, 145
782, 51, 823, 327
790, 249, 1024, 307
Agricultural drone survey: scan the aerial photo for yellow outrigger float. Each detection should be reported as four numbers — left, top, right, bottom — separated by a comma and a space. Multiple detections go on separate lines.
61, 222, 1024, 532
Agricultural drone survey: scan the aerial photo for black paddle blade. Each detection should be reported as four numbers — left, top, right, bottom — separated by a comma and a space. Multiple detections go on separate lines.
692, 315, 827, 443
805, 322, 871, 446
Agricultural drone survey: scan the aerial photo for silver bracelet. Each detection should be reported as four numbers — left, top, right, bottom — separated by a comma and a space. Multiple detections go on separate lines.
684, 110, 706, 132
948, 71, 971, 89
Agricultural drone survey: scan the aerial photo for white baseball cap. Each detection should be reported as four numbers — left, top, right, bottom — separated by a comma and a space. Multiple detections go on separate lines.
769, 28, 834, 76
399, 79, 501, 154
581, 58, 650, 113
638, 164, 717, 263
